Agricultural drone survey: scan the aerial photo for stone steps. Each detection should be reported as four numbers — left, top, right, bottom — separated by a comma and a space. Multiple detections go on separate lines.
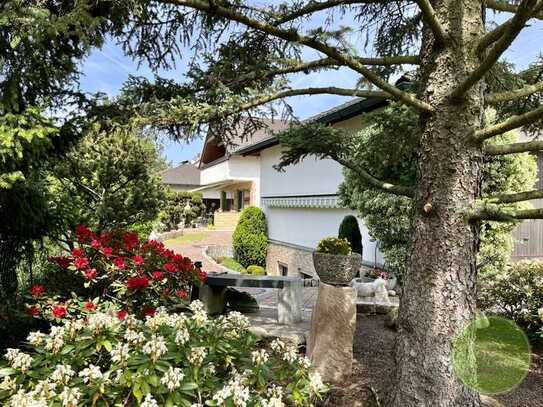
214, 211, 240, 230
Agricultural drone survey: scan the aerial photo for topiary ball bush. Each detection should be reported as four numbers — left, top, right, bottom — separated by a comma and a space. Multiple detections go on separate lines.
246, 265, 266, 275
338, 215, 363, 256
316, 237, 351, 255
233, 207, 268, 268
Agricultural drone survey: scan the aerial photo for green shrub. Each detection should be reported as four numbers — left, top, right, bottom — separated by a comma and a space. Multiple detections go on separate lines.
0, 304, 327, 406
338, 215, 363, 255
160, 190, 206, 230
219, 257, 246, 274
246, 265, 266, 276
232, 207, 268, 268
316, 237, 351, 256
478, 260, 543, 343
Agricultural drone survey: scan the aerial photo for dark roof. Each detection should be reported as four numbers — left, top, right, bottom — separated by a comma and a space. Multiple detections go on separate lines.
160, 162, 200, 186
226, 118, 290, 153
237, 94, 387, 156
306, 96, 387, 125
200, 118, 289, 166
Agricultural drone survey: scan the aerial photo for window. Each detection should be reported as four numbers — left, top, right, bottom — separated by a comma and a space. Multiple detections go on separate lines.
278, 262, 288, 276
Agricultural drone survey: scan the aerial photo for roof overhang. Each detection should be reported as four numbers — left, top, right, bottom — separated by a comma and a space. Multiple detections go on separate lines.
188, 179, 250, 192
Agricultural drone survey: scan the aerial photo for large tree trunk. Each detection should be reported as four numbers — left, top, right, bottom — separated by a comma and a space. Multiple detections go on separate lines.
389, 1, 485, 406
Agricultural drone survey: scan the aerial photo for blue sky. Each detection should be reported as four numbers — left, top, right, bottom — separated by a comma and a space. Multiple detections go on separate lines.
78, 10, 543, 166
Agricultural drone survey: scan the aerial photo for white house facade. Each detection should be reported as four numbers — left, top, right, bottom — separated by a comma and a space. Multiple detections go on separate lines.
233, 97, 388, 277
260, 143, 384, 277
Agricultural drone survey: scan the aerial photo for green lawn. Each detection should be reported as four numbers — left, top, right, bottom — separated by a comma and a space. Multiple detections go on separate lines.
164, 232, 208, 245
453, 315, 531, 395
216, 256, 246, 273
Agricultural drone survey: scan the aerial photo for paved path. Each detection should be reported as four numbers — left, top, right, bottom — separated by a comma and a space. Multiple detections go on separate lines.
164, 229, 233, 271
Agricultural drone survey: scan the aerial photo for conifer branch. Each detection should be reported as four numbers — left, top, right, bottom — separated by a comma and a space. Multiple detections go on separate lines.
239, 87, 389, 111
486, 80, 543, 104
415, 0, 448, 44
486, 0, 543, 20
477, 20, 512, 52
485, 139, 543, 155
484, 189, 543, 203
162, 0, 434, 112
335, 157, 415, 197
451, 0, 543, 99
274, 0, 385, 25
474, 104, 543, 141
469, 206, 543, 221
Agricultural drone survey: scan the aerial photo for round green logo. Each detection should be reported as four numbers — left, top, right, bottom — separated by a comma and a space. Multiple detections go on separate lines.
452, 314, 531, 395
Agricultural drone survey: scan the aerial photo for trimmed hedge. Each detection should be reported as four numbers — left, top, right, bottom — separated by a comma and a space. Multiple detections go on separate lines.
233, 207, 268, 268
338, 215, 363, 255
247, 265, 266, 275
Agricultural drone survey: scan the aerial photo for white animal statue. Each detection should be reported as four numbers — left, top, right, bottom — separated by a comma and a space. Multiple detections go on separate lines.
350, 277, 388, 298
373, 279, 390, 304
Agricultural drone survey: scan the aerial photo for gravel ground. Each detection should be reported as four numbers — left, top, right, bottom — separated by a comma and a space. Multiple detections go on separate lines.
321, 314, 543, 407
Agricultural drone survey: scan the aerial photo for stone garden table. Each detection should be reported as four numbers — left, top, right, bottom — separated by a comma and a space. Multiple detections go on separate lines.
199, 273, 316, 325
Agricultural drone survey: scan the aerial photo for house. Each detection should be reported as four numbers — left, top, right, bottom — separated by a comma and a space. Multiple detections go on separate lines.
160, 161, 220, 209
237, 98, 387, 277
188, 99, 387, 276
161, 160, 201, 192
193, 119, 289, 229
510, 132, 543, 260
165, 95, 543, 275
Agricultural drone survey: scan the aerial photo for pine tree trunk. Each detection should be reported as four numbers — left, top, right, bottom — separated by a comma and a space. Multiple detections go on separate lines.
389, 1, 485, 405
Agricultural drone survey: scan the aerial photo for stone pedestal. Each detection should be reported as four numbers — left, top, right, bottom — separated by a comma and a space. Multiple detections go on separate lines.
199, 284, 227, 315
307, 282, 357, 383
277, 280, 303, 324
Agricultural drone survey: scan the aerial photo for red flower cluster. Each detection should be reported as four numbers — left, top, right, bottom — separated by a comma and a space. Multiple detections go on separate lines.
26, 305, 40, 316
30, 285, 45, 298
132, 255, 145, 266
73, 257, 89, 270
48, 256, 71, 269
29, 226, 206, 320
126, 276, 149, 291
123, 232, 139, 251
75, 224, 95, 243
84, 268, 98, 280
117, 309, 128, 321
52, 305, 67, 319
113, 257, 126, 270
84, 302, 96, 311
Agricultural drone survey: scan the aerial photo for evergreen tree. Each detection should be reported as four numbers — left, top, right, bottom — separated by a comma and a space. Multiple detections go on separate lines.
338, 215, 363, 256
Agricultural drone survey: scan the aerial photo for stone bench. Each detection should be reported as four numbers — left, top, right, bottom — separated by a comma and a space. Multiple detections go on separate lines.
199, 273, 314, 325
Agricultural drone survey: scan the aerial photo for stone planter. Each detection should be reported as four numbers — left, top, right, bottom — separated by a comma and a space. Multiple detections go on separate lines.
312, 252, 362, 285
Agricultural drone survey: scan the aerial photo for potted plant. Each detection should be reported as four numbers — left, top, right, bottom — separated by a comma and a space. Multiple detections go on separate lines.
313, 237, 362, 285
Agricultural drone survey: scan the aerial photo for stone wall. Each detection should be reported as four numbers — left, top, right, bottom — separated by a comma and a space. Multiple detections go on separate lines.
266, 241, 316, 278
266, 240, 384, 278
205, 245, 234, 259
150, 229, 184, 242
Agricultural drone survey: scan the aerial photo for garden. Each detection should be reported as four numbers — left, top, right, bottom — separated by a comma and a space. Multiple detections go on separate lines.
0, 225, 327, 406
3, 1, 543, 406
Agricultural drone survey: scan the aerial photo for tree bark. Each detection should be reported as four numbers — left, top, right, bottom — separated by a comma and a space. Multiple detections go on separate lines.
0, 239, 22, 300
389, 1, 484, 406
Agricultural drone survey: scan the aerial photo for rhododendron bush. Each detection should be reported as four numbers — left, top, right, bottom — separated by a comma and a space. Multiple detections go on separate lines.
0, 303, 327, 406
27, 225, 206, 320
